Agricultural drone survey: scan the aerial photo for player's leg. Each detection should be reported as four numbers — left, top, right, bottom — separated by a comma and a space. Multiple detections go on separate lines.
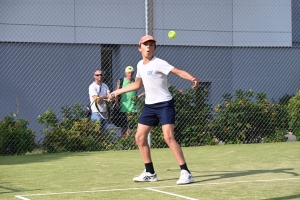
135, 123, 152, 163
162, 125, 194, 184
133, 105, 159, 182
133, 124, 157, 182
159, 100, 184, 163
162, 124, 185, 164
159, 99, 194, 184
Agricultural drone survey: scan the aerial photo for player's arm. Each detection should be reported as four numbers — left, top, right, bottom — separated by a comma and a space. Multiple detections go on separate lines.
109, 78, 143, 99
171, 68, 199, 89
137, 83, 145, 98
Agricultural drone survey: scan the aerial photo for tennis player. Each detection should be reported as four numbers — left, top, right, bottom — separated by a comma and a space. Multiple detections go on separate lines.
108, 35, 199, 184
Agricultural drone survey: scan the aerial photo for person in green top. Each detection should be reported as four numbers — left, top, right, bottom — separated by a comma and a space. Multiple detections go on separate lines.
115, 66, 144, 136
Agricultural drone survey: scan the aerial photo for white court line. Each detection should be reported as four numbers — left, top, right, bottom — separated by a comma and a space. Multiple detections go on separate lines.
149, 177, 300, 189
146, 188, 198, 200
15, 177, 300, 200
15, 188, 143, 199
15, 196, 30, 200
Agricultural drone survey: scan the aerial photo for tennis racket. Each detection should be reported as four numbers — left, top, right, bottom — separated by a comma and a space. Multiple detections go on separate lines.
94, 97, 116, 121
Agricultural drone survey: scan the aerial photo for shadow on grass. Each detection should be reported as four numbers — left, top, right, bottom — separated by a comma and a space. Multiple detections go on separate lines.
263, 194, 300, 200
193, 168, 299, 183
0, 151, 92, 165
165, 168, 299, 182
0, 182, 41, 194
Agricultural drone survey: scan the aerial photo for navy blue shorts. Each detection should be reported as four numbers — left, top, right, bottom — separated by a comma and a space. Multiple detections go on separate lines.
138, 99, 175, 126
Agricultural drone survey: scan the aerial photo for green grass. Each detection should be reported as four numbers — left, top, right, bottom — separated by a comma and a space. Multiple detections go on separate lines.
1, 142, 300, 200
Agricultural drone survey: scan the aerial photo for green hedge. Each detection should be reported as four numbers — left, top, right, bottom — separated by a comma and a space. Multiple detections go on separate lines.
2, 89, 297, 155
36, 90, 299, 153
37, 104, 115, 153
287, 92, 300, 138
0, 115, 35, 155
208, 90, 292, 144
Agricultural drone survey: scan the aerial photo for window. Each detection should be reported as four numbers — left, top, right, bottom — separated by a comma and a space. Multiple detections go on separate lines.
101, 45, 119, 90
199, 82, 211, 91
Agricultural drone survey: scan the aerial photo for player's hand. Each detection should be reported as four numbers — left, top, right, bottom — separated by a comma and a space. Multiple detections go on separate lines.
191, 77, 199, 89
108, 92, 117, 101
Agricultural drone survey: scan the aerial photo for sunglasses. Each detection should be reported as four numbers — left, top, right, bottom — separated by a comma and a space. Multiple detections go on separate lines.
94, 74, 102, 77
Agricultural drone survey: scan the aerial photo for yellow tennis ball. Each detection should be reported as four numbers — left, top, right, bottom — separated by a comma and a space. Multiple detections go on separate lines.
168, 30, 176, 39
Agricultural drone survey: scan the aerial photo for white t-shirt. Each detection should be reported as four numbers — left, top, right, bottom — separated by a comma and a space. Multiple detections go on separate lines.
89, 82, 110, 112
136, 56, 174, 104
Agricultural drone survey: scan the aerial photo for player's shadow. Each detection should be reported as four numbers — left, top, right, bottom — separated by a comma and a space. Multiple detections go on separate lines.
194, 168, 299, 183
164, 168, 299, 183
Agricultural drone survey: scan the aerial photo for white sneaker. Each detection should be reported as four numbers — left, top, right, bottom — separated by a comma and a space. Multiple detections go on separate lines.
176, 169, 194, 185
133, 169, 158, 182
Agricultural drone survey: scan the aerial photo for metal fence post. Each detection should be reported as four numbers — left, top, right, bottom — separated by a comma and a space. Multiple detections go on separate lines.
145, 0, 153, 148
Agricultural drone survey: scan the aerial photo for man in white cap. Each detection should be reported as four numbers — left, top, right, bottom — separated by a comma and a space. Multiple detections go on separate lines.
114, 66, 144, 136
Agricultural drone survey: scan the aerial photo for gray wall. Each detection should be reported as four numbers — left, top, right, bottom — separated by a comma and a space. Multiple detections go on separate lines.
232, 0, 291, 46
154, 0, 291, 47
232, 48, 300, 96
0, 0, 292, 46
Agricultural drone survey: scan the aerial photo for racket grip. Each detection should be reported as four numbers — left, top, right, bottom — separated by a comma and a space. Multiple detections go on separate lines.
111, 93, 115, 98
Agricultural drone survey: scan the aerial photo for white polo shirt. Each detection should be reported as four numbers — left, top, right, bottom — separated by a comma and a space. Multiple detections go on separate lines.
89, 82, 110, 112
136, 56, 174, 104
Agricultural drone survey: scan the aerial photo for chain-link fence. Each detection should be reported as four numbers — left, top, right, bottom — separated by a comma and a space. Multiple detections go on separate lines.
1, 0, 299, 155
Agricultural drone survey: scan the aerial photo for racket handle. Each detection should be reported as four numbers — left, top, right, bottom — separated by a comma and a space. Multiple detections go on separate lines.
111, 93, 115, 98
